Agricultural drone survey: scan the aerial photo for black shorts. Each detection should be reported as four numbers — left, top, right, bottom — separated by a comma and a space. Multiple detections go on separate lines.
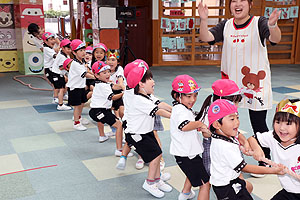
45, 68, 54, 84
212, 177, 253, 200
52, 73, 66, 89
125, 131, 162, 163
89, 108, 117, 126
175, 155, 209, 187
112, 89, 124, 110
271, 189, 300, 200
68, 88, 88, 106
86, 79, 95, 89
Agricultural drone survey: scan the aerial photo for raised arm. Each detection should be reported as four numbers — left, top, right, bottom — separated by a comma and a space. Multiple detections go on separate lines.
268, 8, 281, 43
198, 2, 215, 42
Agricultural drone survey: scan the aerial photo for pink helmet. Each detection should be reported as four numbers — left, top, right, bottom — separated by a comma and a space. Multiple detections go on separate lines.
85, 46, 93, 54
70, 39, 85, 51
63, 58, 73, 71
60, 39, 71, 48
93, 43, 108, 52
172, 75, 200, 94
212, 79, 240, 97
208, 99, 238, 127
92, 61, 110, 74
41, 32, 55, 41
126, 64, 148, 89
124, 59, 149, 79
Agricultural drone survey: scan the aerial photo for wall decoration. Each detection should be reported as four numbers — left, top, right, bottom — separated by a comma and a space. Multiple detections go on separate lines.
187, 18, 195, 29
0, 50, 18, 72
0, 4, 14, 28
84, 29, 93, 43
17, 0, 43, 5
84, 1, 92, 29
21, 29, 41, 52
169, 38, 177, 49
0, 28, 16, 49
169, 19, 178, 31
176, 37, 185, 49
264, 7, 273, 18
23, 51, 44, 74
161, 18, 170, 29
19, 4, 44, 29
281, 7, 290, 19
290, 6, 299, 18
162, 37, 169, 48
178, 19, 187, 30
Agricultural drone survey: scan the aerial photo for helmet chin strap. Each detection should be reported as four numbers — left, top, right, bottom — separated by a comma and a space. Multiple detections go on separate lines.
142, 88, 148, 95
179, 93, 182, 104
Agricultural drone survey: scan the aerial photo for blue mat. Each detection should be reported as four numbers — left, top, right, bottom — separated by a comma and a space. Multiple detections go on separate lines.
272, 86, 300, 94
33, 104, 59, 113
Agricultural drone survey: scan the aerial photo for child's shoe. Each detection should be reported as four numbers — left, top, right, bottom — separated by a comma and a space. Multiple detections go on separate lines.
178, 190, 196, 200
80, 118, 89, 125
142, 180, 164, 198
52, 97, 59, 104
57, 104, 72, 111
135, 158, 145, 170
105, 131, 115, 137
63, 94, 68, 100
114, 149, 134, 157
73, 123, 87, 131
99, 135, 109, 143
116, 156, 127, 170
160, 160, 165, 171
156, 180, 172, 192
160, 172, 171, 182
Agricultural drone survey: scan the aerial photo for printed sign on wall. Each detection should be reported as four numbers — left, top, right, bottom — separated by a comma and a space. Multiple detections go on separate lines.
0, 29, 16, 49
0, 4, 14, 29
0, 50, 18, 72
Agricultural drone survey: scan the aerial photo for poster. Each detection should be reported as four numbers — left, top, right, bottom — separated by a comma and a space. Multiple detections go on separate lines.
177, 38, 185, 49
169, 19, 178, 31
161, 18, 170, 29
290, 6, 299, 18
264, 7, 273, 18
187, 18, 195, 29
169, 38, 177, 49
178, 19, 187, 30
281, 7, 290, 19
162, 37, 169, 48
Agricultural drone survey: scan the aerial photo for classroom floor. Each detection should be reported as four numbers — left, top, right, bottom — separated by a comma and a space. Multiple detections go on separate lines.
1, 64, 300, 200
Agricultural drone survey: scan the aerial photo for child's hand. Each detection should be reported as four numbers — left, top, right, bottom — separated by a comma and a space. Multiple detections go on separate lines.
252, 149, 265, 162
273, 164, 286, 175
240, 143, 252, 156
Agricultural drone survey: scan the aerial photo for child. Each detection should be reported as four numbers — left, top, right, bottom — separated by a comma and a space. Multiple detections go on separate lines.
63, 58, 72, 72
66, 39, 95, 131
208, 99, 285, 200
91, 43, 107, 65
125, 64, 172, 198
51, 39, 72, 111
85, 46, 94, 99
107, 49, 125, 120
248, 98, 300, 200
170, 74, 210, 200
42, 32, 58, 103
89, 61, 126, 155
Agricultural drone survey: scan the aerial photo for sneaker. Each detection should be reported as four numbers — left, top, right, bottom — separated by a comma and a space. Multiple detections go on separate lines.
156, 180, 172, 192
160, 160, 165, 171
114, 150, 134, 157
57, 104, 72, 111
73, 123, 87, 131
99, 135, 109, 143
160, 172, 171, 182
80, 118, 89, 125
116, 157, 127, 170
105, 131, 115, 137
142, 180, 164, 198
63, 94, 68, 100
135, 158, 145, 170
52, 97, 59, 104
178, 190, 196, 200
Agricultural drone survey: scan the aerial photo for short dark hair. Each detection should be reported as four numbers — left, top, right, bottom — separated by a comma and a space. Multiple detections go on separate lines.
134, 70, 153, 95
28, 23, 40, 35
209, 118, 223, 133
63, 43, 71, 49
272, 111, 300, 144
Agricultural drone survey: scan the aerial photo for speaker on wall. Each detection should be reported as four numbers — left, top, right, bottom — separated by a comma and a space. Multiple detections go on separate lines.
98, 0, 118, 6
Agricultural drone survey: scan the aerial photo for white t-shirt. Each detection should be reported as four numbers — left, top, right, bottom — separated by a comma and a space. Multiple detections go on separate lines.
257, 131, 300, 193
52, 51, 68, 75
66, 58, 86, 90
170, 102, 203, 157
125, 93, 158, 134
32, 37, 43, 50
43, 44, 56, 70
90, 81, 114, 109
210, 133, 247, 186
122, 88, 134, 123
110, 66, 127, 85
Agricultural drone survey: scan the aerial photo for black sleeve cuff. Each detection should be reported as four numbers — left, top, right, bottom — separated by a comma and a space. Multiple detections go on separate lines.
154, 100, 161, 105
178, 120, 190, 131
81, 72, 87, 78
53, 54, 57, 59
149, 106, 159, 117
234, 160, 247, 173
108, 93, 114, 101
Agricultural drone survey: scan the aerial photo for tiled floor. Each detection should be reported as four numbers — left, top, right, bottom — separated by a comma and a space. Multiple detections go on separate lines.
1, 64, 300, 200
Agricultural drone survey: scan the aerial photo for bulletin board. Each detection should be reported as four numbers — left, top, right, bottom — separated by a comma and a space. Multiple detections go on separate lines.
157, 0, 300, 66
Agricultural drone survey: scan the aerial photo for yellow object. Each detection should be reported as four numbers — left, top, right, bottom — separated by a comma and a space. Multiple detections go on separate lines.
0, 51, 18, 72
276, 99, 300, 118
107, 50, 120, 59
